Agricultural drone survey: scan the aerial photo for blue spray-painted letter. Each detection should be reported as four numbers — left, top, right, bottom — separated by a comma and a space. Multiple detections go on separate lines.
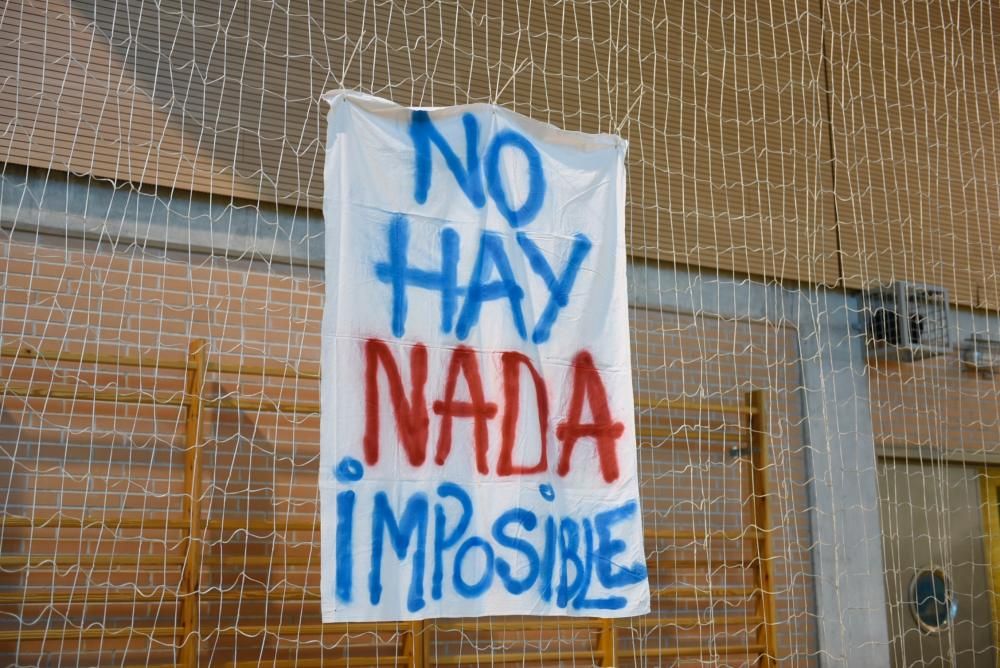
370, 491, 429, 612
374, 215, 461, 337
411, 111, 485, 208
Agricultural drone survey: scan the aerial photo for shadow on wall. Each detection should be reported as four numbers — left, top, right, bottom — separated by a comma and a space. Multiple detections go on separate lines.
72, 1, 612, 208
76, 0, 329, 205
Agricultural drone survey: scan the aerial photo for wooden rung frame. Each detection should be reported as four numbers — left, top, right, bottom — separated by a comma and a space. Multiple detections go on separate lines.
179, 339, 207, 667
1, 341, 780, 667
0, 554, 187, 568
223, 657, 396, 668
634, 395, 756, 415
638, 426, 746, 443
0, 590, 176, 604
435, 649, 609, 666
748, 389, 780, 668
3, 513, 757, 542
651, 584, 760, 600
635, 613, 766, 627
0, 626, 181, 642
0, 343, 321, 379
0, 383, 188, 407
621, 643, 767, 659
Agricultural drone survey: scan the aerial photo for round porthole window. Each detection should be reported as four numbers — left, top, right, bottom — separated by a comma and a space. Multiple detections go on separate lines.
909, 569, 958, 633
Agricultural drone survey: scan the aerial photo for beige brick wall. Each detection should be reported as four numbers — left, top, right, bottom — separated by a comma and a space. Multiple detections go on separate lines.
871, 355, 1000, 456
1, 231, 816, 665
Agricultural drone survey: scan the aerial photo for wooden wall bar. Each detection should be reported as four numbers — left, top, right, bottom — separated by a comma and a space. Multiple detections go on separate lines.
0, 229, 818, 663
0, 338, 783, 666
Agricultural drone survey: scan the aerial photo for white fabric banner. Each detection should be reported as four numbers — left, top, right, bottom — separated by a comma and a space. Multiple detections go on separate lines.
320, 91, 649, 622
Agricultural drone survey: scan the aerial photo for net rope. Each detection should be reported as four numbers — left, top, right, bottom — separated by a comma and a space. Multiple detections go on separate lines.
0, 0, 998, 666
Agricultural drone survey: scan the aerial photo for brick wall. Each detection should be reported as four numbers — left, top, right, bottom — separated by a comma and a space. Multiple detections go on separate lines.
1, 230, 816, 665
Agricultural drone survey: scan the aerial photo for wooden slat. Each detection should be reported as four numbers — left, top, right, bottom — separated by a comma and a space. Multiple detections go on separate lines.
204, 396, 319, 414
2, 513, 754, 541
0, 554, 185, 567
0, 513, 319, 532
0, 385, 318, 414
440, 619, 601, 632
638, 427, 744, 443
203, 518, 319, 532
0, 590, 175, 604
621, 643, 766, 658
0, 626, 179, 642
0, 344, 190, 370
207, 360, 321, 379
221, 623, 406, 636
0, 383, 187, 407
652, 585, 759, 601
633, 396, 754, 415
435, 650, 607, 666
0, 345, 319, 379
216, 554, 318, 567
0, 514, 188, 530
645, 527, 758, 541
635, 614, 765, 627
203, 589, 320, 601
404, 620, 424, 668
599, 618, 617, 667
224, 658, 391, 668
179, 339, 207, 667
750, 389, 781, 667
646, 556, 754, 570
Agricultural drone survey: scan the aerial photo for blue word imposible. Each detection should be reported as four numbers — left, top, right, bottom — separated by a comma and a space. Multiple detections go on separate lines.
334, 474, 647, 614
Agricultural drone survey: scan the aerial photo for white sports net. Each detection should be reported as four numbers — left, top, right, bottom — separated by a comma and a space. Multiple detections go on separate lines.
0, 0, 997, 666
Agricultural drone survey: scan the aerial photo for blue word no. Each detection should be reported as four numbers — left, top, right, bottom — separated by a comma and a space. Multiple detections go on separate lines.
410, 110, 547, 228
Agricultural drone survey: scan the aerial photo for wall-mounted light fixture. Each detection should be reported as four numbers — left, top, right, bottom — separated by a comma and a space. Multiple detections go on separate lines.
864, 282, 951, 362
960, 336, 1000, 375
